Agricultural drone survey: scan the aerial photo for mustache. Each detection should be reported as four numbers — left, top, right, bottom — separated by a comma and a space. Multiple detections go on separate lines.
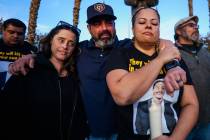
192, 31, 199, 35
98, 30, 112, 38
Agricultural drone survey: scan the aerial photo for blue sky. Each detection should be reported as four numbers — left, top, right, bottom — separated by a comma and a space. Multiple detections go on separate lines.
0, 0, 209, 41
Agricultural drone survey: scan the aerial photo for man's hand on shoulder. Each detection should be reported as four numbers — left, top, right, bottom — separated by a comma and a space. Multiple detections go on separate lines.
9, 54, 36, 76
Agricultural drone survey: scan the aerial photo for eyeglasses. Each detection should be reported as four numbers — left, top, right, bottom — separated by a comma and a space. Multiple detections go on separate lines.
181, 23, 199, 29
56, 21, 81, 36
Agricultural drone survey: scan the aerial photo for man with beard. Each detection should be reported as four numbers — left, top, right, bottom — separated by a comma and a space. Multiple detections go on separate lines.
174, 16, 210, 140
76, 3, 129, 140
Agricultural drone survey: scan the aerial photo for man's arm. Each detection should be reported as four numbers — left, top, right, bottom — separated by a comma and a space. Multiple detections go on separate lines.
9, 54, 36, 75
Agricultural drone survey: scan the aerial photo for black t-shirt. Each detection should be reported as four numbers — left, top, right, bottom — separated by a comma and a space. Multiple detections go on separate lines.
106, 45, 192, 140
0, 39, 37, 90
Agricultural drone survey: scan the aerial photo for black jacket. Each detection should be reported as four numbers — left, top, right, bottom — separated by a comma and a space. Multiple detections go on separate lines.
1, 54, 88, 140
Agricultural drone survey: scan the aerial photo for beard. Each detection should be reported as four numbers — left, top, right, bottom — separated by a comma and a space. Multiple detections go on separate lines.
190, 32, 200, 42
182, 30, 200, 43
93, 30, 116, 48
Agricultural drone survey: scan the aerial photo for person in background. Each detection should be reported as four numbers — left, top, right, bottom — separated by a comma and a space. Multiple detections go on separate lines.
106, 7, 199, 140
1, 23, 88, 140
7, 3, 187, 140
174, 15, 210, 140
0, 18, 37, 91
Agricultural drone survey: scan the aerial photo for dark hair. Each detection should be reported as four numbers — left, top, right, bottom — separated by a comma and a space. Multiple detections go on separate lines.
3, 18, 26, 33
40, 24, 80, 74
132, 7, 160, 27
153, 79, 164, 89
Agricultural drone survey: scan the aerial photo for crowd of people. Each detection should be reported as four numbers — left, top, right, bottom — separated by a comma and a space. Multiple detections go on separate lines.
0, 2, 209, 140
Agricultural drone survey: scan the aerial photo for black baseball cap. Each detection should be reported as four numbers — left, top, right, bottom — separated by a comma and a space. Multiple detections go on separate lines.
86, 3, 117, 23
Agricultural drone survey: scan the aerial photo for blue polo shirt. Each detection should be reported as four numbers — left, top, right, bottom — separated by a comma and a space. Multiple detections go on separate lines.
76, 38, 131, 137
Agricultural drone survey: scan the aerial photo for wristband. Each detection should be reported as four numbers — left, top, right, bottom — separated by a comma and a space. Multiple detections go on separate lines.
165, 59, 180, 71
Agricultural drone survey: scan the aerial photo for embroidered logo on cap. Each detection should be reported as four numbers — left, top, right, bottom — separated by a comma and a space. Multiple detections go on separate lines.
94, 3, 105, 12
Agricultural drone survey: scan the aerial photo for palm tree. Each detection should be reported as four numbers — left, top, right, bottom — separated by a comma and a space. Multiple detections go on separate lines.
188, 0, 193, 16
124, 0, 159, 15
73, 0, 82, 27
27, 0, 41, 44
124, 0, 159, 7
